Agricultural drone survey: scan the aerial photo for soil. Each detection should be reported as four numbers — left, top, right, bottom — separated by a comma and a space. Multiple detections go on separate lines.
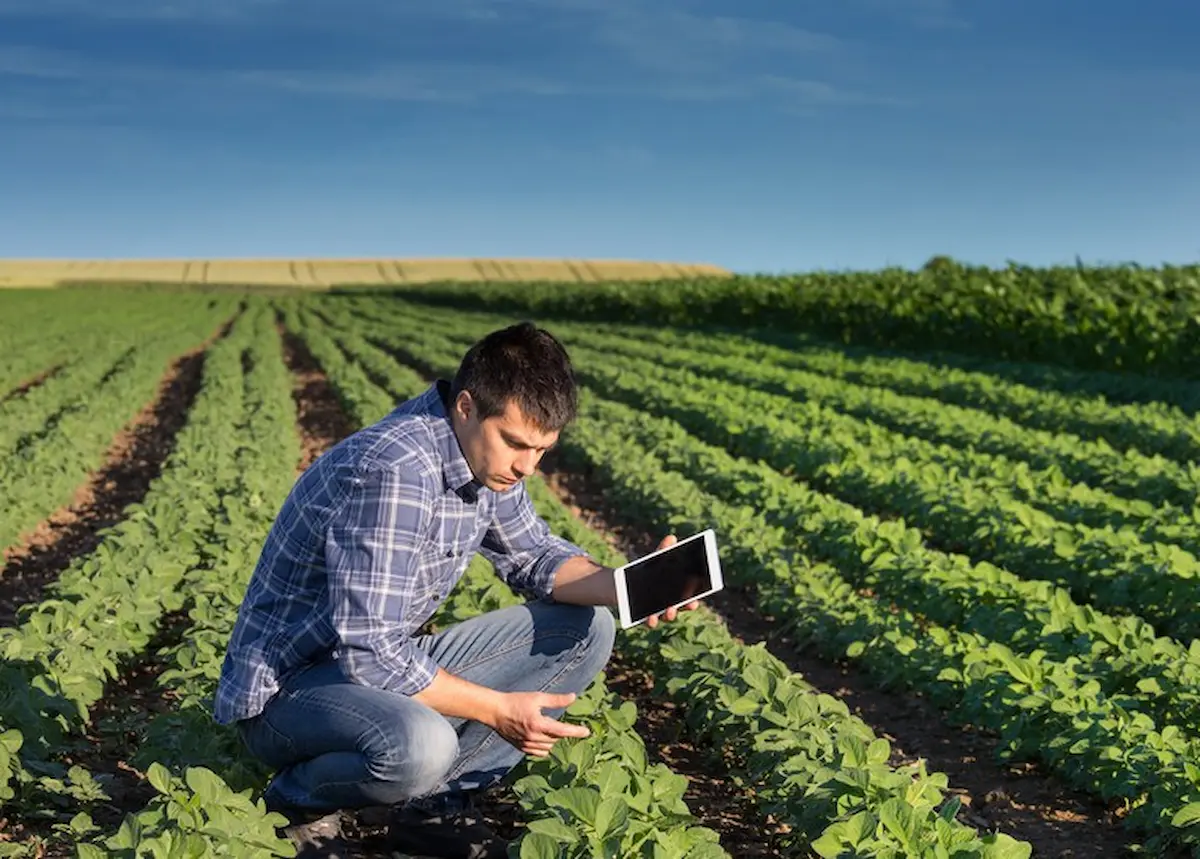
0, 363, 65, 404
0, 320, 231, 628
277, 321, 359, 473
536, 457, 1145, 859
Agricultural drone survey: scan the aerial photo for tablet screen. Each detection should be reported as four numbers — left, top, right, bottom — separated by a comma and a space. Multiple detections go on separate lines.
623, 534, 714, 622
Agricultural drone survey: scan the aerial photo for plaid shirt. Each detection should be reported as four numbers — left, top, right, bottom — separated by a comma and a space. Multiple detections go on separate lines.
213, 380, 588, 725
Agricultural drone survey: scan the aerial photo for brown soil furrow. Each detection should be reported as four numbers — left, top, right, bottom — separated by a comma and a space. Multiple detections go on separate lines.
0, 319, 235, 627
1, 362, 66, 404
536, 457, 1141, 859
276, 321, 359, 474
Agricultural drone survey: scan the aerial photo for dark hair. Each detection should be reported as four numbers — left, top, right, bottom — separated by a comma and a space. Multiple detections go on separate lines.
451, 321, 577, 432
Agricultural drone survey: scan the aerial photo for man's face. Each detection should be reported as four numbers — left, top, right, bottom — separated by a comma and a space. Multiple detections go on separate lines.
451, 391, 559, 491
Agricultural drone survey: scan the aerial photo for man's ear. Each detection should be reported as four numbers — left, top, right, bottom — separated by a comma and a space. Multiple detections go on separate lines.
455, 390, 473, 422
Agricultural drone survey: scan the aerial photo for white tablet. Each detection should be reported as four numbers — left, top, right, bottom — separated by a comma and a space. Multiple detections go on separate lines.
613, 529, 723, 630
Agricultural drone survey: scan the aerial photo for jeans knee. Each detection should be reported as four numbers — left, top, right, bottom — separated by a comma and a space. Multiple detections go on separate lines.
367, 711, 459, 798
586, 606, 616, 661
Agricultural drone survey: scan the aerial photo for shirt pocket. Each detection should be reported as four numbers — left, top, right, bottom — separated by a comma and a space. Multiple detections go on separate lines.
403, 536, 459, 625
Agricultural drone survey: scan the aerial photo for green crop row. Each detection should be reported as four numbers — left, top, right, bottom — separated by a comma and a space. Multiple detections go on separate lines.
309, 303, 1035, 857
362, 300, 1200, 556
375, 257, 1200, 378
0, 305, 256, 837
338, 306, 1200, 647
376, 295, 1200, 479
539, 309, 1200, 461
353, 307, 1200, 856
0, 304, 237, 555
0, 292, 237, 398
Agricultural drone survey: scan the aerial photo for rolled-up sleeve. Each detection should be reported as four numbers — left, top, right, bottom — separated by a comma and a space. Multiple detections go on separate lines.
479, 479, 588, 600
324, 465, 441, 696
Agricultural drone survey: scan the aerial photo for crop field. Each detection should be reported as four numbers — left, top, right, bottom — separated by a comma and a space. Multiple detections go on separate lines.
0, 258, 729, 289
1, 267, 1199, 858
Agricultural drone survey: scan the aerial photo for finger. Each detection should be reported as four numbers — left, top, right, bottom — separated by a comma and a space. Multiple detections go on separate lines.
686, 600, 700, 610
665, 605, 678, 622
538, 691, 578, 709
522, 741, 555, 756
657, 534, 677, 550
536, 716, 591, 739
646, 613, 659, 629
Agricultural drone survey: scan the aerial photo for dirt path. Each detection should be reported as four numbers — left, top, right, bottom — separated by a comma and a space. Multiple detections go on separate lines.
0, 320, 232, 627
537, 459, 1142, 859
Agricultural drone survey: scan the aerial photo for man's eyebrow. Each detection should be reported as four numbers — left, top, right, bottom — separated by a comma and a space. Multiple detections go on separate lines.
501, 429, 553, 449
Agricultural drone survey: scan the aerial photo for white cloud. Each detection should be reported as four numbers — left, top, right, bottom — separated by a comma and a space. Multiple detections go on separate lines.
592, 7, 844, 75
846, 0, 970, 30
0, 45, 92, 79
0, 0, 281, 20
234, 63, 571, 103
761, 75, 911, 108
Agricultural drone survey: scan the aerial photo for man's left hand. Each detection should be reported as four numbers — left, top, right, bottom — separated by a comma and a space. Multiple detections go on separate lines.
643, 533, 702, 629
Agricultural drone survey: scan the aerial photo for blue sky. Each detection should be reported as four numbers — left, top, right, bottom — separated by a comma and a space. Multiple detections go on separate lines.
0, 0, 1197, 275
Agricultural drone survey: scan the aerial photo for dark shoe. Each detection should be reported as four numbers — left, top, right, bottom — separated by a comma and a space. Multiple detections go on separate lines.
385, 793, 508, 859
264, 793, 351, 858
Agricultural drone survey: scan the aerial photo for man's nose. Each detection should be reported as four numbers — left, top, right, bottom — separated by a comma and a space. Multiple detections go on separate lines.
514, 449, 538, 476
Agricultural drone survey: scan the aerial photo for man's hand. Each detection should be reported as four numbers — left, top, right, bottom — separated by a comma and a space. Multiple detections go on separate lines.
643, 533, 701, 629
491, 691, 591, 758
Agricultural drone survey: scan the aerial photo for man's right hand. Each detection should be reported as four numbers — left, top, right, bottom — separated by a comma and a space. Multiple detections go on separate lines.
489, 691, 591, 758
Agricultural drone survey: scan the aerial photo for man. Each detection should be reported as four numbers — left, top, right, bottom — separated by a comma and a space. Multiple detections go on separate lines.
213, 321, 696, 859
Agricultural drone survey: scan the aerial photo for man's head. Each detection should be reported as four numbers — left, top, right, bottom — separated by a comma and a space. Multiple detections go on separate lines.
447, 321, 577, 492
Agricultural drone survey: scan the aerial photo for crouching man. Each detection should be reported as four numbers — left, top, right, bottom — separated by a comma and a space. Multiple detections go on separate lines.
212, 321, 694, 859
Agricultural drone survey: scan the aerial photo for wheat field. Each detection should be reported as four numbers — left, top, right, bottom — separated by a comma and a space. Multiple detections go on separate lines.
0, 258, 729, 288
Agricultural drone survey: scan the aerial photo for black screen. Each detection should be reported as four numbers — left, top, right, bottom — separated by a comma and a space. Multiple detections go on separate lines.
624, 535, 713, 621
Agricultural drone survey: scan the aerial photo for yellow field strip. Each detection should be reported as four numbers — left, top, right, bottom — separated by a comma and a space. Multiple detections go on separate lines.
0, 258, 729, 288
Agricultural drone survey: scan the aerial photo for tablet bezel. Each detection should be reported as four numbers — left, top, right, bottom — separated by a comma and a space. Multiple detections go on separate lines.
612, 529, 722, 629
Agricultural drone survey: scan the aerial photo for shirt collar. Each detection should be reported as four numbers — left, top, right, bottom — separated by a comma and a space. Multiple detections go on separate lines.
430, 380, 482, 498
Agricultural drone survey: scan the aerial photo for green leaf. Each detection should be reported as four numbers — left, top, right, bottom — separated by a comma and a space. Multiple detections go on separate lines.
979, 833, 1034, 859
593, 796, 629, 840
146, 762, 174, 796
520, 831, 569, 859
1172, 802, 1200, 828
525, 817, 578, 842
184, 767, 224, 805
546, 786, 602, 826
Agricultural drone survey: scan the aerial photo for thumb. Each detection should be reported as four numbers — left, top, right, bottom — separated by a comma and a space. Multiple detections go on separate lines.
657, 533, 677, 550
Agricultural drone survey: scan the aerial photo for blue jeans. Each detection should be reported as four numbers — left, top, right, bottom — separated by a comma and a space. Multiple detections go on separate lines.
236, 599, 616, 814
